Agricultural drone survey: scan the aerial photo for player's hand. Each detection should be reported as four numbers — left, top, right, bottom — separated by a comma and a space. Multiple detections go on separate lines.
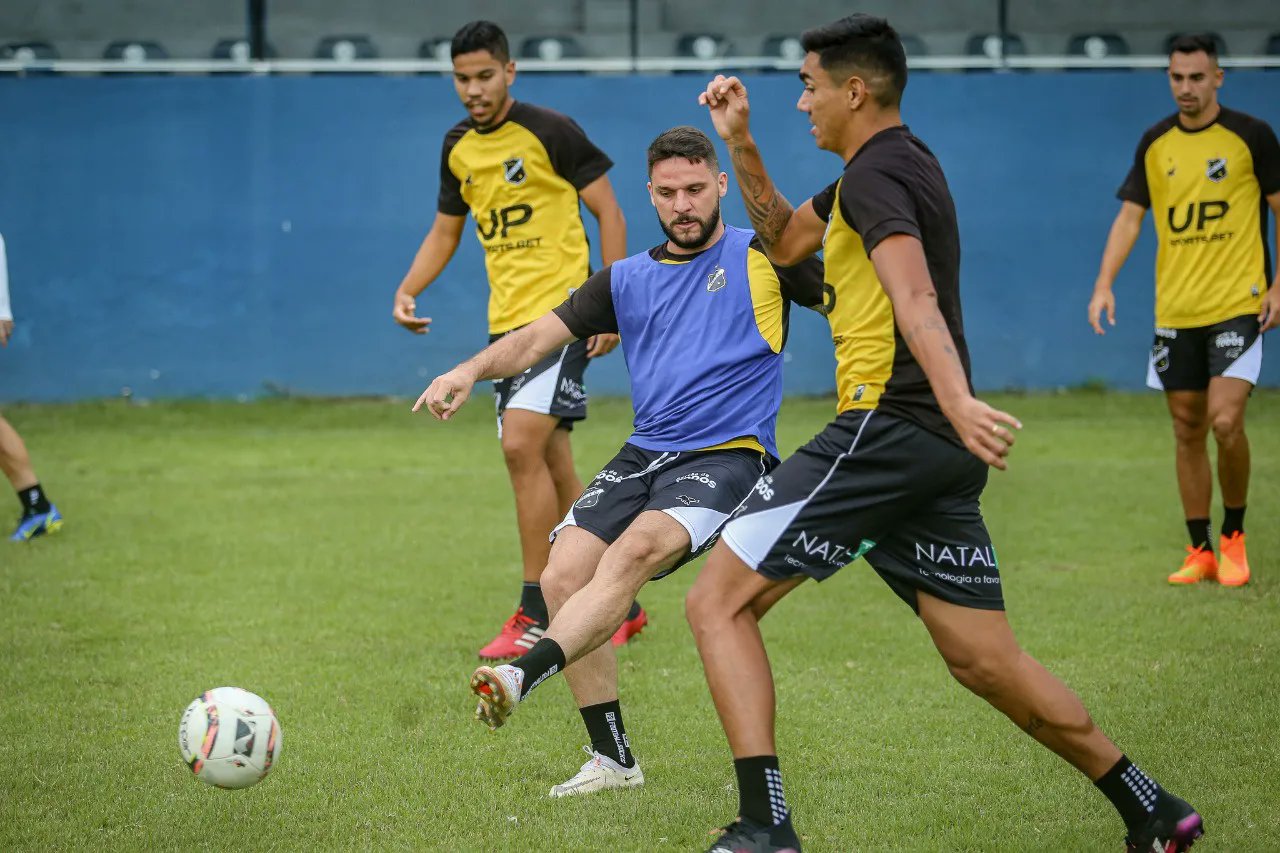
699, 75, 751, 143
947, 396, 1022, 471
393, 290, 432, 334
586, 333, 619, 358
411, 366, 476, 421
1087, 286, 1116, 335
1258, 286, 1280, 332
0, 319, 11, 347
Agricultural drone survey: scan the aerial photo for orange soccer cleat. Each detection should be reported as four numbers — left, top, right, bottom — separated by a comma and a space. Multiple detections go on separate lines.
1216, 532, 1251, 587
1167, 545, 1217, 585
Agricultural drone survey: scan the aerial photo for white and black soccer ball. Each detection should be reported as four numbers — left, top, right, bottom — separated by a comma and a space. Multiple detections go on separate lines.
178, 687, 281, 789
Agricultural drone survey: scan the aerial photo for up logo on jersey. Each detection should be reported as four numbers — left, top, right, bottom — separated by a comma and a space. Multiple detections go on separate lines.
503, 157, 527, 185
1206, 157, 1227, 183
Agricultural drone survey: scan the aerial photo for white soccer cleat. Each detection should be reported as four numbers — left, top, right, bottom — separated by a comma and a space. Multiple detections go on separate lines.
470, 664, 522, 731
548, 746, 645, 798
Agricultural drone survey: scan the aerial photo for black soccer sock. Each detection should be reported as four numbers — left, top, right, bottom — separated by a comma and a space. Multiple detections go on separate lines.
735, 755, 790, 827
625, 600, 641, 620
510, 637, 565, 700
1095, 756, 1161, 832
1185, 518, 1212, 552
17, 483, 51, 517
1222, 505, 1246, 538
580, 700, 635, 768
519, 581, 548, 623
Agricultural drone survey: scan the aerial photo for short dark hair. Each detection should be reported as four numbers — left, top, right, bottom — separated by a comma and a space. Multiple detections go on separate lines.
801, 14, 907, 107
451, 20, 510, 63
1168, 33, 1218, 61
647, 126, 719, 174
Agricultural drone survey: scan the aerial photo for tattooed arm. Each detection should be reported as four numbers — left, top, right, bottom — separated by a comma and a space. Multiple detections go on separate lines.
870, 234, 1021, 469
699, 75, 826, 265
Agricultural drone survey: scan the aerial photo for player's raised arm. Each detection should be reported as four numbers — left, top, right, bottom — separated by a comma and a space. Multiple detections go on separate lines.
699, 75, 827, 266
412, 311, 576, 420
392, 211, 467, 334
871, 233, 1021, 469
1088, 201, 1146, 335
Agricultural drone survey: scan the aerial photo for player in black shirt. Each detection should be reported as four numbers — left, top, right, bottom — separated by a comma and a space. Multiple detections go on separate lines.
689, 15, 1203, 853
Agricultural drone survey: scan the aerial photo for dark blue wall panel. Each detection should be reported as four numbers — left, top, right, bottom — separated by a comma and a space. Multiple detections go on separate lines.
0, 71, 1276, 401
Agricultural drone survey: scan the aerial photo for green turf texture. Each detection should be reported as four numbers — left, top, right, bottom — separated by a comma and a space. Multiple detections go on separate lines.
1, 393, 1277, 851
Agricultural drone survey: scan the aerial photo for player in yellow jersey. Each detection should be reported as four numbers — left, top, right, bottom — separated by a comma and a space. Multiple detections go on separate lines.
391, 21, 645, 657
690, 15, 1202, 853
1089, 34, 1280, 588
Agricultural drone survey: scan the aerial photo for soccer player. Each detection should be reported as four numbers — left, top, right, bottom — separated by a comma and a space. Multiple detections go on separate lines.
391, 21, 645, 658
0, 232, 63, 542
1088, 34, 1280, 587
688, 16, 1203, 853
414, 126, 824, 797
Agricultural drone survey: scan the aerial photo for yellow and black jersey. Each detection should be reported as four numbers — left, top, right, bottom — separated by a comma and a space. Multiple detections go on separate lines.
1119, 106, 1280, 328
438, 100, 614, 334
811, 125, 970, 445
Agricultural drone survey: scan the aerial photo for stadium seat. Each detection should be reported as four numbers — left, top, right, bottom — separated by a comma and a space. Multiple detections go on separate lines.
899, 35, 928, 57
211, 38, 276, 61
418, 38, 452, 61
1, 41, 58, 61
1067, 33, 1129, 58
762, 35, 803, 61
1164, 32, 1228, 56
676, 33, 731, 60
314, 35, 378, 62
102, 40, 169, 62
965, 34, 1026, 59
519, 36, 585, 61
1264, 33, 1280, 55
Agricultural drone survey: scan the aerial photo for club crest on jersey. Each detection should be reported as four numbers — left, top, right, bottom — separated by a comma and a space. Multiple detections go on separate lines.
706, 265, 726, 292
1206, 158, 1227, 183
503, 157, 527, 185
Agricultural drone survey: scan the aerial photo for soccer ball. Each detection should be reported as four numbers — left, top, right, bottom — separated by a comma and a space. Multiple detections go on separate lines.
178, 687, 281, 789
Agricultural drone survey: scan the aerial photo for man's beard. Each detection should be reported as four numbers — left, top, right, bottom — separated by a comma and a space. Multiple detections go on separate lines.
659, 203, 721, 250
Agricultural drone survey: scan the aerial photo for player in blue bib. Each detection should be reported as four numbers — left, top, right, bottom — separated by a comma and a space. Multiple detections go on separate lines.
414, 126, 824, 797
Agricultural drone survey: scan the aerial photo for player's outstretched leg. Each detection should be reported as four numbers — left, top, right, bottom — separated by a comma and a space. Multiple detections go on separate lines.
0, 414, 62, 542
915, 592, 1203, 851
686, 544, 806, 853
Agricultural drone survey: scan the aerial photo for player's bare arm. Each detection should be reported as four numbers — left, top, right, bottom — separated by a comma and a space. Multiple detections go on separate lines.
699, 75, 826, 265
1088, 201, 1147, 335
0, 319, 11, 347
412, 311, 577, 420
871, 233, 1021, 469
1260, 190, 1280, 332
577, 175, 625, 357
392, 212, 467, 334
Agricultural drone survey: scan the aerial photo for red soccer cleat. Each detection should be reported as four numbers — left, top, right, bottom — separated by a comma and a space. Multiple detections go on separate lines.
478, 607, 546, 660
611, 604, 648, 647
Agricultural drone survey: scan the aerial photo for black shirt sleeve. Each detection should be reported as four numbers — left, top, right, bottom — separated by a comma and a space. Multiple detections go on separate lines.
1244, 118, 1280, 196
1116, 125, 1161, 208
520, 104, 614, 191
747, 235, 826, 311
553, 266, 617, 338
437, 124, 469, 216
810, 180, 838, 222
840, 161, 922, 255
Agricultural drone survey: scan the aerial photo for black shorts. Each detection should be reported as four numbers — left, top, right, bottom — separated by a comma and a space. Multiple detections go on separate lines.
490, 333, 589, 437
1147, 314, 1263, 392
720, 410, 1003, 612
553, 443, 773, 580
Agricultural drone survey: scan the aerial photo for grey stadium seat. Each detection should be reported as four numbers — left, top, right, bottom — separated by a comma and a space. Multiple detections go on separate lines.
1068, 33, 1129, 58
1264, 33, 1280, 55
2, 41, 58, 61
314, 35, 378, 61
965, 33, 1026, 59
211, 38, 276, 60
764, 33, 925, 60
519, 36, 585, 61
418, 38, 452, 61
676, 33, 731, 60
1164, 32, 1228, 56
103, 40, 169, 61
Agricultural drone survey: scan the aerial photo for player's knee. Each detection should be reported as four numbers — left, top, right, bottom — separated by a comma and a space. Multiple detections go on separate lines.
540, 559, 590, 609
609, 532, 670, 574
500, 433, 547, 473
1170, 414, 1207, 445
940, 646, 1019, 698
1209, 410, 1244, 443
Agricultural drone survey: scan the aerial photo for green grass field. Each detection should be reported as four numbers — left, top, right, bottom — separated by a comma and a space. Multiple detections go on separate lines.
1, 393, 1277, 851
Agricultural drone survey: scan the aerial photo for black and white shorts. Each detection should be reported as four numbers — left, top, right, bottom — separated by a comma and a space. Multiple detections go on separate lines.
1147, 314, 1263, 392
490, 333, 589, 438
553, 443, 773, 580
721, 410, 1004, 612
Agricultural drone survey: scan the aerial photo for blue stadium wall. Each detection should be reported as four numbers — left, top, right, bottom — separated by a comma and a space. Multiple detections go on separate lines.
1, 72, 1277, 402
